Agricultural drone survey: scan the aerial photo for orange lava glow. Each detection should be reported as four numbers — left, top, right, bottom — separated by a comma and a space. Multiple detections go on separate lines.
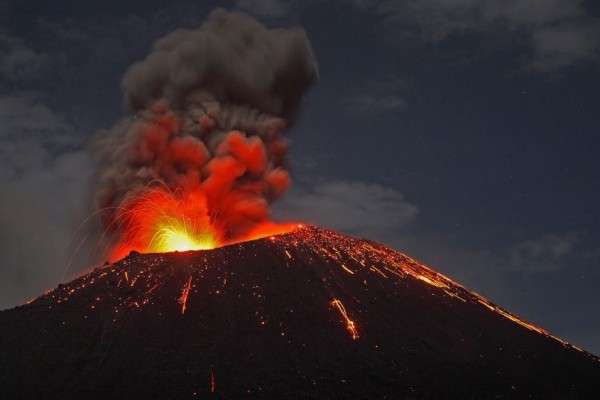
179, 276, 193, 315
108, 188, 300, 261
331, 298, 359, 340
210, 369, 216, 393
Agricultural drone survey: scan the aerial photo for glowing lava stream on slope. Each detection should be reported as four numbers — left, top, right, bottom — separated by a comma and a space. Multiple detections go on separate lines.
331, 298, 359, 340
108, 187, 301, 261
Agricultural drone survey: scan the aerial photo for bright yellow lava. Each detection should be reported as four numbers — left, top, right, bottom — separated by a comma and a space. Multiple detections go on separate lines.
149, 222, 217, 252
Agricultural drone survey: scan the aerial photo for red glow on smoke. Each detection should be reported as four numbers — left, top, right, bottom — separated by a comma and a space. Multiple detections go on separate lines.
101, 104, 300, 261
108, 187, 299, 262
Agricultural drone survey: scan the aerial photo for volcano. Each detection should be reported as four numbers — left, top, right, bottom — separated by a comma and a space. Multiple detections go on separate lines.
1, 226, 599, 399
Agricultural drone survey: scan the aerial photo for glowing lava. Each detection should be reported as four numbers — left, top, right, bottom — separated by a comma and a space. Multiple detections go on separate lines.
331, 298, 359, 340
151, 222, 216, 253
179, 276, 193, 315
108, 187, 299, 261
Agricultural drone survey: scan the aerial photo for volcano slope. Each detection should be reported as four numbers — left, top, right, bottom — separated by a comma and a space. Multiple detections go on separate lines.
1, 226, 599, 399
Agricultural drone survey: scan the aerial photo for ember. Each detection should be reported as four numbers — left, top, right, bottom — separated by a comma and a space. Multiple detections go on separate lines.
179, 276, 193, 315
331, 298, 359, 340
107, 187, 298, 261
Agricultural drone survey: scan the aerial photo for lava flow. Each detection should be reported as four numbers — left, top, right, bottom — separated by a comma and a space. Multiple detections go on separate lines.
330, 298, 359, 340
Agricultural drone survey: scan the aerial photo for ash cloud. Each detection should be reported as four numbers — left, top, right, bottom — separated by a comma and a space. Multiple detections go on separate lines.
0, 34, 49, 84
122, 8, 316, 117
0, 93, 94, 309
94, 9, 317, 246
274, 180, 418, 241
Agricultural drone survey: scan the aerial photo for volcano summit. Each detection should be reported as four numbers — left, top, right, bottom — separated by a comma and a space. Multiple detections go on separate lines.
1, 226, 599, 399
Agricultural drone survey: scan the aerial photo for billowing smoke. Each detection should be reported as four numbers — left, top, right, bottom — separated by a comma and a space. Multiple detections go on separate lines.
92, 9, 317, 255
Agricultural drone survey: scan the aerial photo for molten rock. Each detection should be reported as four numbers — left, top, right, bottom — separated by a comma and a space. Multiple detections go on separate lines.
1, 226, 599, 398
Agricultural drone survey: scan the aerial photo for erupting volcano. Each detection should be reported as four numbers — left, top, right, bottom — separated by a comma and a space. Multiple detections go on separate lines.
1, 227, 599, 399
3, 9, 599, 400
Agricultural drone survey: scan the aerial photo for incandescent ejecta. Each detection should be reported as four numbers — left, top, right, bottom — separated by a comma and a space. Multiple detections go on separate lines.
91, 9, 317, 260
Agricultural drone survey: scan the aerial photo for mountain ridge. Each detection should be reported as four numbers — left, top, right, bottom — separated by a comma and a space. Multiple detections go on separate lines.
1, 226, 599, 399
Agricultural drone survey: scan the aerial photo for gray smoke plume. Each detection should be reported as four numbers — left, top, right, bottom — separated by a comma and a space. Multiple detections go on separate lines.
123, 8, 316, 117
93, 9, 317, 248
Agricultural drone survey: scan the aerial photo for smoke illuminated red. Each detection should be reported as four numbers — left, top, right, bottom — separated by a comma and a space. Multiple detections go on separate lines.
92, 10, 317, 264
108, 186, 300, 261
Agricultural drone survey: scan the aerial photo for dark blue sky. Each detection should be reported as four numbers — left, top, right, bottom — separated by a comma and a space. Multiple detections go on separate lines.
1, 0, 599, 353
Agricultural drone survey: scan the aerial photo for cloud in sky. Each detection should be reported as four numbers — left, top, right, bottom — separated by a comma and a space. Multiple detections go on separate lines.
0, 33, 49, 84
364, 0, 599, 71
343, 93, 407, 114
234, 0, 599, 71
235, 0, 293, 18
530, 21, 600, 71
0, 92, 94, 310
342, 76, 408, 115
274, 180, 418, 240
506, 232, 578, 273
0, 94, 76, 179
0, 151, 94, 310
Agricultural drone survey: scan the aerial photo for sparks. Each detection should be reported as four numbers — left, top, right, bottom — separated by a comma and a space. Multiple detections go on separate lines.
108, 187, 301, 261
330, 298, 359, 340
340, 264, 355, 275
210, 368, 216, 393
109, 189, 220, 260
415, 273, 448, 288
369, 266, 388, 278
178, 276, 193, 315
150, 221, 217, 253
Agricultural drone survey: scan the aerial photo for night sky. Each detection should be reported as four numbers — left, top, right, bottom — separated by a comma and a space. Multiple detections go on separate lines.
1, 0, 599, 354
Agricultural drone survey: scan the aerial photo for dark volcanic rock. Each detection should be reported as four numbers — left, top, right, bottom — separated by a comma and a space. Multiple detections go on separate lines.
1, 226, 599, 399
